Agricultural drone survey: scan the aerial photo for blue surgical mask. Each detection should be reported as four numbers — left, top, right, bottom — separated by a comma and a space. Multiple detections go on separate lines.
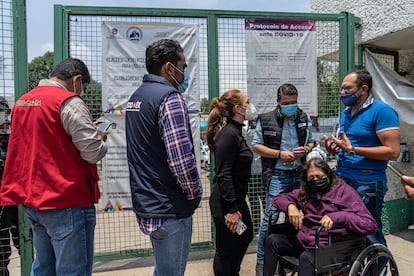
280, 104, 298, 117
178, 73, 189, 93
170, 63, 189, 93
340, 92, 359, 106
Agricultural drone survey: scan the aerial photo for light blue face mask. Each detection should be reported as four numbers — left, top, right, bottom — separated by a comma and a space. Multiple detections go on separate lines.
171, 63, 189, 93
280, 104, 298, 117
178, 73, 189, 93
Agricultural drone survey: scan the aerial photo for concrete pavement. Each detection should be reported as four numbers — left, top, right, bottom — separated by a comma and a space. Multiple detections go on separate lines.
92, 230, 414, 275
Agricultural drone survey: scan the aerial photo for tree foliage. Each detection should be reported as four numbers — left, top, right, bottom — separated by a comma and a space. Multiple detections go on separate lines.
28, 51, 54, 90
83, 80, 102, 120
317, 60, 340, 118
200, 97, 210, 114
28, 52, 102, 119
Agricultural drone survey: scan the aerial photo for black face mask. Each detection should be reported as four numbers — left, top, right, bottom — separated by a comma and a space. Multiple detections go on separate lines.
308, 178, 330, 194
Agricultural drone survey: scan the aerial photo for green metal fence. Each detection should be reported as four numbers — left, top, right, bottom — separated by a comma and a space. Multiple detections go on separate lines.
6, 2, 361, 274
0, 0, 14, 103
1, 1, 32, 276
0, 1, 18, 274
53, 5, 359, 263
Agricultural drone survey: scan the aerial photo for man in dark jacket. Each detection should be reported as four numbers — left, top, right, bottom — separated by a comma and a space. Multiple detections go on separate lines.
126, 39, 202, 276
251, 83, 314, 275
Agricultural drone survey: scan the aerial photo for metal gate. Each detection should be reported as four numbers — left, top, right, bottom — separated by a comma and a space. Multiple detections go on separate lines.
8, 2, 361, 274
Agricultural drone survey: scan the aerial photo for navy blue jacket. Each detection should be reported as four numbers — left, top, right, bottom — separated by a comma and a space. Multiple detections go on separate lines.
126, 74, 200, 219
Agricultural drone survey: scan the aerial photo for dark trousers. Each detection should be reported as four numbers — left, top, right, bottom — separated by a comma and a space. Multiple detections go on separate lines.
212, 205, 253, 276
264, 233, 315, 276
0, 205, 19, 276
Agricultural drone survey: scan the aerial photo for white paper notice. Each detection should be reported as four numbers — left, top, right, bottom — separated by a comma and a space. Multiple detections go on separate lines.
245, 19, 317, 116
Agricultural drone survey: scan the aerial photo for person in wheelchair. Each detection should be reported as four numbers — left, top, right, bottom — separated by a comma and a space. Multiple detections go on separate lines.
263, 157, 377, 276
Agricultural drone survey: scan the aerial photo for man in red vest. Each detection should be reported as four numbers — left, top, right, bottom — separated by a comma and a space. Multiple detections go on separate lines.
0, 58, 108, 275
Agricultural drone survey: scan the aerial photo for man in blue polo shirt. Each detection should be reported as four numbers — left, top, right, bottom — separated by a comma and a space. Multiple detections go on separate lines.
325, 70, 400, 247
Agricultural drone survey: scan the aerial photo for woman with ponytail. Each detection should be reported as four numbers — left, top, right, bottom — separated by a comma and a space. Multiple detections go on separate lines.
207, 89, 254, 276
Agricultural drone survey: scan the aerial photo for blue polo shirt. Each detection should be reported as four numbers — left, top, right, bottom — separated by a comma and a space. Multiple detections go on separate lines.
336, 96, 400, 181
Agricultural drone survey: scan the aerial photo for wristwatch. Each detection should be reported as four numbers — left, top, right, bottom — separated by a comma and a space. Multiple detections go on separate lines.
349, 145, 356, 155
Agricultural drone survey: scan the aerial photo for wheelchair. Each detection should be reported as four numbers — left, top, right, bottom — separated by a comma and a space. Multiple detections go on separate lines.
267, 215, 399, 276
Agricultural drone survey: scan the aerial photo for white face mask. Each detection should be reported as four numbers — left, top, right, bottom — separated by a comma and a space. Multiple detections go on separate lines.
245, 103, 257, 121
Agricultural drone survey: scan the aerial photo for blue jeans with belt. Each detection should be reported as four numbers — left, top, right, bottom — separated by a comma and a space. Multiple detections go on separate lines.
256, 169, 302, 265
340, 176, 388, 246
24, 205, 96, 276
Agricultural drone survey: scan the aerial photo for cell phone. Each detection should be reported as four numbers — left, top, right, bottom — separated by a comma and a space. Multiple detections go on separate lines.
387, 163, 404, 179
236, 220, 247, 235
335, 128, 343, 139
97, 121, 112, 132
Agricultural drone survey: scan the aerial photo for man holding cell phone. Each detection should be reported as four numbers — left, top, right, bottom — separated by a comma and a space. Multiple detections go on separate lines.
324, 70, 400, 248
251, 83, 314, 275
0, 58, 108, 275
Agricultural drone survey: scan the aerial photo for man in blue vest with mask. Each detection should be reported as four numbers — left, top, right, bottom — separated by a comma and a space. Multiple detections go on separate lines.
126, 39, 202, 276
251, 83, 314, 275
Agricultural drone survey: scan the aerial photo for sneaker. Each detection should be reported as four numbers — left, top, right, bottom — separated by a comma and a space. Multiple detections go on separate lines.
256, 263, 263, 276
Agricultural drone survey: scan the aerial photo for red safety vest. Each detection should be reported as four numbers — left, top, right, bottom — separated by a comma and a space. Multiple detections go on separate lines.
0, 86, 100, 210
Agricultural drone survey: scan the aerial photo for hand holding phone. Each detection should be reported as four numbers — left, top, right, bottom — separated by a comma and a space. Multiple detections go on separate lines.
236, 220, 247, 235
97, 121, 112, 132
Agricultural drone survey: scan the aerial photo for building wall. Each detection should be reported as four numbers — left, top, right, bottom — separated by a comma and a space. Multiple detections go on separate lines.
399, 50, 414, 83
311, 0, 414, 45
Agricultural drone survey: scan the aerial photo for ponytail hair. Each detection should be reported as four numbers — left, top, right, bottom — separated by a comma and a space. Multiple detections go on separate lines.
205, 89, 244, 152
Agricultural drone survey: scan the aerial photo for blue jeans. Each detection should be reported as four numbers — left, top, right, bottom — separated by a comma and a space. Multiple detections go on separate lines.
340, 176, 387, 246
256, 169, 301, 264
24, 205, 96, 276
150, 216, 192, 276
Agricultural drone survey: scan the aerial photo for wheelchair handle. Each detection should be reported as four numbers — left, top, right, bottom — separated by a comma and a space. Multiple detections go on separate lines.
315, 225, 324, 247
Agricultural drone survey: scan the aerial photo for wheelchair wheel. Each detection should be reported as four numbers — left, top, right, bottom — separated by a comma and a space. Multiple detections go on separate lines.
349, 243, 398, 276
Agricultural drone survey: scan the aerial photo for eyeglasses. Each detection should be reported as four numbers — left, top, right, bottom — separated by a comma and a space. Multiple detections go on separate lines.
340, 86, 359, 93
279, 101, 297, 106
